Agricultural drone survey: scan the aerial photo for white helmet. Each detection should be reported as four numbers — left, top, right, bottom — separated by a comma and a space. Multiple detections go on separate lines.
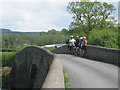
80, 37, 83, 39
83, 36, 86, 39
70, 35, 73, 38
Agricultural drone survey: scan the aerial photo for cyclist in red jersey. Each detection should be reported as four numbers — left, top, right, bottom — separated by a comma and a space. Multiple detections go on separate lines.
81, 37, 87, 56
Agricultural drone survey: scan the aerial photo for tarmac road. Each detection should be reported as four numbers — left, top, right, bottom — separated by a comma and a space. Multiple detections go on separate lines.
58, 54, 118, 88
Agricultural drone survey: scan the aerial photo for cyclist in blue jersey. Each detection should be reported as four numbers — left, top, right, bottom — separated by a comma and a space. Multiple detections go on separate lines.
79, 37, 83, 56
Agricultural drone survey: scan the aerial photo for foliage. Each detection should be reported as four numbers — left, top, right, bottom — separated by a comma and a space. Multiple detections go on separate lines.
88, 29, 119, 49
16, 45, 31, 52
1, 45, 32, 89
2, 29, 68, 49
61, 28, 68, 36
2, 45, 29, 67
67, 1, 117, 35
68, 27, 87, 37
47, 29, 60, 34
2, 67, 11, 89
2, 52, 16, 67
0, 52, 2, 67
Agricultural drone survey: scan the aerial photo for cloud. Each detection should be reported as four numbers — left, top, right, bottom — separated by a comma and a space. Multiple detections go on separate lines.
0, 0, 118, 32
0, 0, 119, 2
16, 20, 62, 32
1, 2, 71, 31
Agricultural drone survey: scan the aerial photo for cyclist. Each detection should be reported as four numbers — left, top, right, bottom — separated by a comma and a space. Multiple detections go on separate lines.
79, 37, 83, 56
74, 36, 80, 55
81, 36, 87, 56
69, 36, 76, 54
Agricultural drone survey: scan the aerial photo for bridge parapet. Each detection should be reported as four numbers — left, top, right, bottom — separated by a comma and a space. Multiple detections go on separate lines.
52, 45, 69, 54
52, 45, 120, 66
86, 45, 119, 66
9, 46, 64, 88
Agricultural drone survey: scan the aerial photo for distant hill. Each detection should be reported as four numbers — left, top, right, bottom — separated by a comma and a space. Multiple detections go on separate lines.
0, 28, 40, 34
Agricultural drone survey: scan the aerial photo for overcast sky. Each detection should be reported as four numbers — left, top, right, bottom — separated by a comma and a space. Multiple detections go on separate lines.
0, 0, 119, 32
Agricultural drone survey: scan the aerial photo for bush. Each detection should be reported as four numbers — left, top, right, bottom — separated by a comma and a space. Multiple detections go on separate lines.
2, 67, 11, 89
2, 45, 31, 67
88, 29, 119, 49
2, 52, 16, 67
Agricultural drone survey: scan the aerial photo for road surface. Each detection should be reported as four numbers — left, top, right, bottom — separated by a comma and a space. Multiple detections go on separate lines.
57, 54, 118, 88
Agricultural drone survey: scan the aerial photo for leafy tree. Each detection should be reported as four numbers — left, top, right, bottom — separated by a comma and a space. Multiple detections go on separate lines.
67, 1, 117, 35
47, 29, 60, 34
39, 31, 47, 35
2, 29, 68, 49
88, 29, 119, 49
61, 28, 68, 36
4, 38, 9, 48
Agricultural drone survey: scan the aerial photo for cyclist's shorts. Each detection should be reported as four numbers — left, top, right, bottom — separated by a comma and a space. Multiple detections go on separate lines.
82, 46, 86, 50
75, 44, 79, 47
79, 46, 82, 49
69, 46, 74, 51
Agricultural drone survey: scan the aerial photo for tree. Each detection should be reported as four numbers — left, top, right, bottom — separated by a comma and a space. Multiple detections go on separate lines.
61, 28, 68, 36
88, 29, 119, 49
47, 29, 60, 34
4, 38, 9, 48
2, 29, 68, 48
67, 1, 117, 34
39, 32, 47, 35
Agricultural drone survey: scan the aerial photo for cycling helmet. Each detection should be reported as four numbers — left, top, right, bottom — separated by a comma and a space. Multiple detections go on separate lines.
83, 36, 86, 38
80, 37, 83, 39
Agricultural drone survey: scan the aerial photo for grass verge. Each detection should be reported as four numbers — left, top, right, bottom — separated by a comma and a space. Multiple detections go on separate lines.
63, 71, 71, 90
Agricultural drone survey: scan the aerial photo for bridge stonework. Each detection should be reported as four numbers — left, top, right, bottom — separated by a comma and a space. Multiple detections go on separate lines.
9, 46, 64, 88
85, 45, 120, 66
52, 45, 120, 66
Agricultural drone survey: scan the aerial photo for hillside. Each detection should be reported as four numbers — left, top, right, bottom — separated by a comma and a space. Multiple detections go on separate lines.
0, 28, 40, 34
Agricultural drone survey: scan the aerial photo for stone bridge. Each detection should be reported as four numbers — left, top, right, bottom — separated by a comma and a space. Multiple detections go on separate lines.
9, 45, 120, 89
9, 46, 64, 88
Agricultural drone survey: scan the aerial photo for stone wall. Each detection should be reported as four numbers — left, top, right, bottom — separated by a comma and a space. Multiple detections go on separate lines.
52, 45, 120, 66
85, 45, 120, 66
51, 45, 69, 54
42, 55, 65, 88
9, 46, 64, 88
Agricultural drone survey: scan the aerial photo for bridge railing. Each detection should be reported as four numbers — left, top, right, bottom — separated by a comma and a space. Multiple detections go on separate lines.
42, 55, 65, 88
85, 45, 119, 66
52, 44, 120, 66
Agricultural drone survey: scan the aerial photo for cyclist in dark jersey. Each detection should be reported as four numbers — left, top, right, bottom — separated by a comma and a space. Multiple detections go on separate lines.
74, 36, 80, 55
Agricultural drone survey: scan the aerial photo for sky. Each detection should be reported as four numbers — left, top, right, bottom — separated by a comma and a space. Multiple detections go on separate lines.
0, 0, 119, 32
